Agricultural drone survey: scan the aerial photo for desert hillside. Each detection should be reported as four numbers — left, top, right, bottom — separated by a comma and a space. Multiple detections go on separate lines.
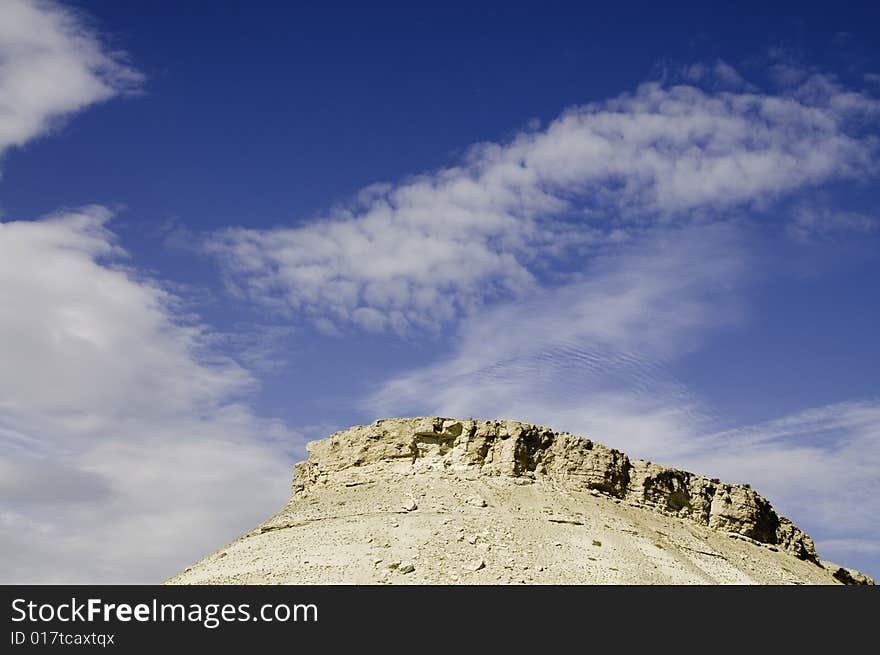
167, 418, 873, 585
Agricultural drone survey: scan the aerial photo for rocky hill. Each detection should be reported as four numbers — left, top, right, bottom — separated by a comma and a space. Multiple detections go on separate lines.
167, 417, 873, 585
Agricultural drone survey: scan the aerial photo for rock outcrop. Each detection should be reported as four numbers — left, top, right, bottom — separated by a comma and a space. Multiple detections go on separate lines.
825, 563, 875, 586
293, 417, 818, 562
168, 417, 873, 585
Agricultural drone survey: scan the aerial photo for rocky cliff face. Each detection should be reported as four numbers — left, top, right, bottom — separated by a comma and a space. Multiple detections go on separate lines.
293, 417, 818, 563
168, 417, 873, 585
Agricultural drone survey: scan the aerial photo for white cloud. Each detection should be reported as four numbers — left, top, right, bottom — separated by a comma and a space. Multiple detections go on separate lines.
787, 205, 877, 241
682, 59, 749, 89
684, 400, 880, 542
0, 209, 296, 583
0, 0, 142, 159
819, 539, 880, 556
368, 223, 745, 457
208, 69, 878, 332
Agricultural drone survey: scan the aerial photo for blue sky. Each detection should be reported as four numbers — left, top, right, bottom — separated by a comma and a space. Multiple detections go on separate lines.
0, 0, 878, 583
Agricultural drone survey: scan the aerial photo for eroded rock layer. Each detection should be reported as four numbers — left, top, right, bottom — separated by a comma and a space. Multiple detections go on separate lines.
293, 418, 817, 562
168, 417, 873, 585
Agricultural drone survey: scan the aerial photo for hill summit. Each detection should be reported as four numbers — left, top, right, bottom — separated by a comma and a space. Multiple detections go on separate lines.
168, 417, 873, 585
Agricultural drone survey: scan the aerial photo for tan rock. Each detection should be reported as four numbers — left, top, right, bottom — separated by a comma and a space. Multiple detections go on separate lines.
166, 417, 871, 585
822, 561, 874, 586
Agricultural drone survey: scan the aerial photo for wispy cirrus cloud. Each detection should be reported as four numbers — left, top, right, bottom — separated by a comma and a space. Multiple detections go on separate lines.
0, 208, 296, 583
368, 223, 747, 457
787, 205, 877, 241
686, 400, 880, 537
681, 400, 880, 573
0, 0, 142, 160
207, 68, 878, 333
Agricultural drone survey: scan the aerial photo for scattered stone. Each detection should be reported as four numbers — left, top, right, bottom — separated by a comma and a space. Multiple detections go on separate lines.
469, 559, 486, 572
547, 516, 584, 525
401, 500, 418, 512
466, 496, 487, 508
398, 563, 415, 574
